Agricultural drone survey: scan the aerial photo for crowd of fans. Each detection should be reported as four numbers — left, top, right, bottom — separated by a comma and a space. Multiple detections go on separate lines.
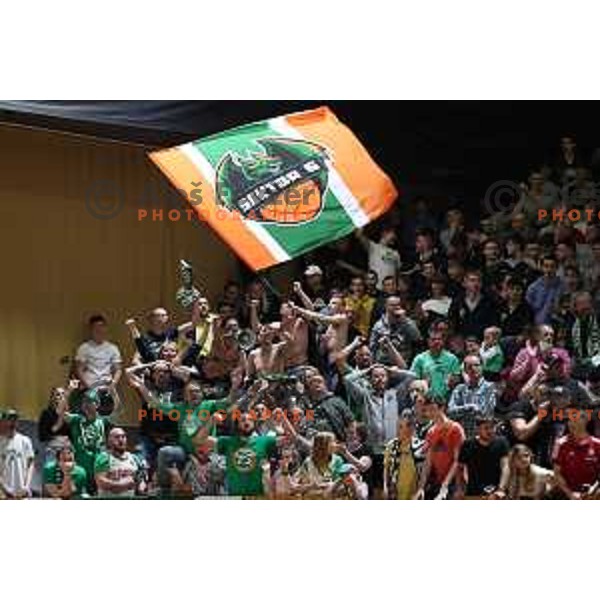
3, 135, 600, 500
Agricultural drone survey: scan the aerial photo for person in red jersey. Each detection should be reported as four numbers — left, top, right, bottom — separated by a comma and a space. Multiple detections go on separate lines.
413, 394, 465, 500
553, 409, 600, 499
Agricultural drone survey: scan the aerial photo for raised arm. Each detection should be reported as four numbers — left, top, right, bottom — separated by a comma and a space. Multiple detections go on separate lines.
249, 299, 262, 333
341, 367, 374, 418
111, 363, 123, 388
509, 346, 533, 383
125, 318, 149, 365
54, 388, 76, 425
279, 410, 312, 453
510, 400, 548, 442
170, 364, 198, 384
125, 361, 159, 378
400, 316, 422, 344
125, 365, 156, 405
51, 380, 79, 431
518, 365, 546, 401
379, 335, 407, 369
290, 302, 345, 326
292, 281, 315, 311
125, 318, 142, 341
334, 336, 366, 372
335, 259, 367, 278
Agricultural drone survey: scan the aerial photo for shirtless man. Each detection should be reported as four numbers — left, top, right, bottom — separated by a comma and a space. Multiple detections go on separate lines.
275, 298, 309, 370
290, 293, 349, 364
247, 324, 291, 378
250, 283, 310, 371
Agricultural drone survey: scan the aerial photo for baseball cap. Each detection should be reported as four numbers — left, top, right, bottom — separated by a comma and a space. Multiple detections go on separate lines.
0, 408, 18, 421
304, 265, 323, 277
421, 299, 449, 316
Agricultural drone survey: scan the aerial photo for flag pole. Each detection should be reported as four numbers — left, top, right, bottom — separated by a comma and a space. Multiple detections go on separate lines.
258, 270, 282, 300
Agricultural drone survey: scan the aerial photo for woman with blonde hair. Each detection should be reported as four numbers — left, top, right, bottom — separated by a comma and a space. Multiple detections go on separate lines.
291, 432, 346, 499
504, 444, 554, 499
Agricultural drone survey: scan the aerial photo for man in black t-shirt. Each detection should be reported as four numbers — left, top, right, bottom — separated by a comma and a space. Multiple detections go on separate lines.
126, 307, 181, 364
456, 417, 510, 498
126, 361, 187, 471
508, 352, 594, 466
448, 270, 499, 340
498, 277, 535, 338
507, 382, 582, 469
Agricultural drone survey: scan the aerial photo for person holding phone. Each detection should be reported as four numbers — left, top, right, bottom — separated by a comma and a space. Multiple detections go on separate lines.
43, 444, 88, 499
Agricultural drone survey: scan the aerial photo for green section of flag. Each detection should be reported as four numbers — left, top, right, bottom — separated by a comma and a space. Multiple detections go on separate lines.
192, 120, 355, 257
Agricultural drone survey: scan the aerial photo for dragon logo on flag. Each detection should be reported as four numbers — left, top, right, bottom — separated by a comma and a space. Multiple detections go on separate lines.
215, 137, 330, 225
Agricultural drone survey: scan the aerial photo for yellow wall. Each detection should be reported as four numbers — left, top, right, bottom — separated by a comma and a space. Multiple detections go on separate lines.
0, 124, 238, 422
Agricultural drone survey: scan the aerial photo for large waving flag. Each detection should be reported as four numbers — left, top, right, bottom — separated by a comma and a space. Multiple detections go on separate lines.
149, 106, 398, 271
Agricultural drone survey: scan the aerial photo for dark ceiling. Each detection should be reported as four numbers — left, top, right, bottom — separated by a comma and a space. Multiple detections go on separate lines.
1, 100, 598, 216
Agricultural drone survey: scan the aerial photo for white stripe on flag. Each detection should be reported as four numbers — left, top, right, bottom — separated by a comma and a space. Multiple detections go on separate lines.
269, 117, 370, 229
179, 142, 290, 264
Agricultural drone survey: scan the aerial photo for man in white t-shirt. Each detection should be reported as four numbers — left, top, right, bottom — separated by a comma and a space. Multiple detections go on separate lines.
94, 428, 146, 499
357, 228, 401, 290
0, 410, 35, 499
75, 315, 123, 414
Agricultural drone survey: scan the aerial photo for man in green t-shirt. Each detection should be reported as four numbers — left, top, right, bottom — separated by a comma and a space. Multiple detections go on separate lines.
410, 330, 461, 400
150, 373, 247, 494
192, 379, 284, 498
214, 410, 278, 497
59, 391, 110, 493
43, 444, 88, 499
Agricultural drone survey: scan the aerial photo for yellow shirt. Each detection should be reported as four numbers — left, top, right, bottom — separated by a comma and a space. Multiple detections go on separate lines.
396, 441, 418, 500
345, 295, 375, 337
194, 321, 214, 357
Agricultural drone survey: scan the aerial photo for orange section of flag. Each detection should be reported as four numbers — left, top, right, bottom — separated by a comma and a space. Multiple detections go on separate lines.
149, 147, 277, 270
285, 106, 398, 219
